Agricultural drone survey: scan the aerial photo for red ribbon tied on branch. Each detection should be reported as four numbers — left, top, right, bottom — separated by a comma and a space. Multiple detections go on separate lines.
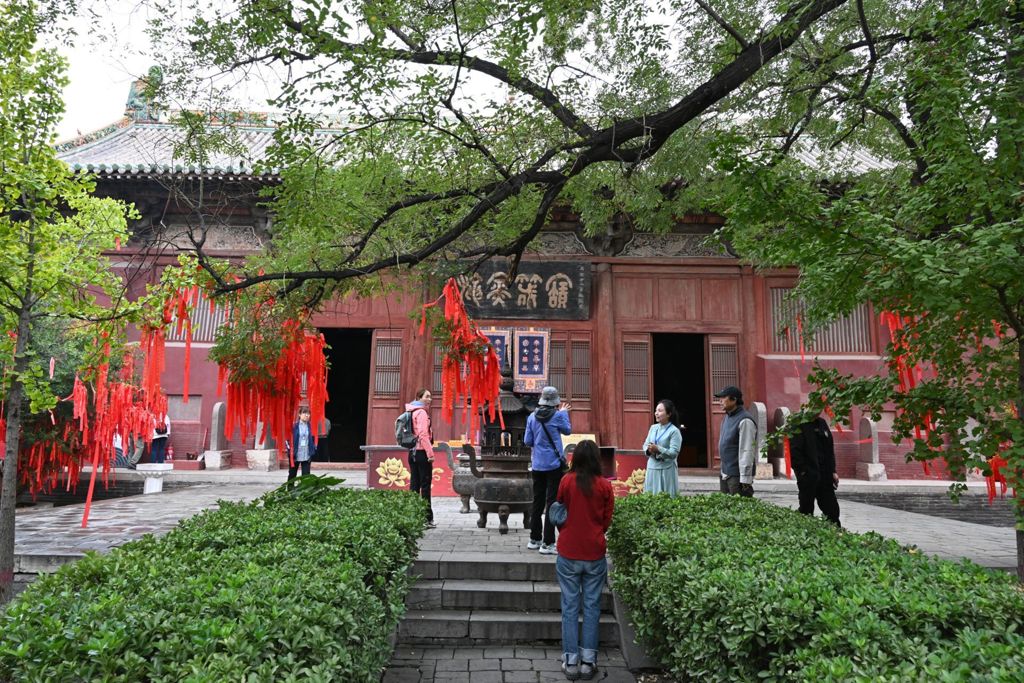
420, 278, 503, 442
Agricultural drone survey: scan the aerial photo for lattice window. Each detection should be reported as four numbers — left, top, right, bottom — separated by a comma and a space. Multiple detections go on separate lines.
374, 339, 402, 398
623, 341, 649, 402
549, 341, 567, 397
710, 343, 738, 395
770, 288, 873, 353
432, 344, 444, 395
166, 295, 227, 343
549, 338, 591, 400
571, 341, 591, 400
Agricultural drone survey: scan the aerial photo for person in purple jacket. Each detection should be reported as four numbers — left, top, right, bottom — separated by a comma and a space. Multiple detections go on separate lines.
524, 386, 572, 555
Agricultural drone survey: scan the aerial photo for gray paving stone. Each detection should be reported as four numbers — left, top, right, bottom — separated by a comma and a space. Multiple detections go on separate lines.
433, 673, 470, 682
601, 666, 640, 682
502, 672, 539, 683
531, 659, 563, 672
434, 659, 469, 672
498, 658, 532, 671
381, 667, 422, 683
469, 658, 503, 671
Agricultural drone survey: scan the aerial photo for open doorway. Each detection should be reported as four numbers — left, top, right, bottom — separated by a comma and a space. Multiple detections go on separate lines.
652, 334, 708, 467
320, 328, 371, 462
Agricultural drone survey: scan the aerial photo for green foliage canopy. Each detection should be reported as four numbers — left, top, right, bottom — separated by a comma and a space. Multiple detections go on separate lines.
707, 0, 1024, 521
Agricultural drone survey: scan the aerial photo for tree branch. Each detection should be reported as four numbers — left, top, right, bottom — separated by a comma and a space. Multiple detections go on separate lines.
694, 0, 750, 50
271, 15, 597, 138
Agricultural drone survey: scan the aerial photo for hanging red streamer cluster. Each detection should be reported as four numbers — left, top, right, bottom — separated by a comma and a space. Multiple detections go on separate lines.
782, 436, 793, 479
985, 453, 1009, 505
164, 284, 202, 403
419, 278, 503, 443
10, 339, 169, 527
880, 311, 937, 475
219, 319, 329, 466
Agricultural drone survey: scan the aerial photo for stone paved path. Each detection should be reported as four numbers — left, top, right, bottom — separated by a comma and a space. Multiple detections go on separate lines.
384, 646, 635, 683
759, 493, 1019, 571
13, 483, 279, 572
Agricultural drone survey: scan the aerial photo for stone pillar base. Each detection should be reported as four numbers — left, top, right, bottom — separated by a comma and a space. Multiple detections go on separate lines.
856, 462, 887, 481
135, 463, 174, 493
246, 449, 279, 471
755, 462, 775, 480
202, 450, 232, 470
768, 457, 785, 478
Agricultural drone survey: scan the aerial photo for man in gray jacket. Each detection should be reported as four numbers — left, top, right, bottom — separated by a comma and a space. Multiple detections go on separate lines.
714, 385, 756, 497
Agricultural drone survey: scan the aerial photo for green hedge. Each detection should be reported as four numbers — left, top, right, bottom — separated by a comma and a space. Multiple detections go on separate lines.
608, 494, 1024, 682
0, 477, 426, 682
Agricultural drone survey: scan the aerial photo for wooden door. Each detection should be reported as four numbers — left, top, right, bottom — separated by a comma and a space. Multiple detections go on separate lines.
368, 328, 405, 444
621, 333, 652, 452
707, 335, 739, 471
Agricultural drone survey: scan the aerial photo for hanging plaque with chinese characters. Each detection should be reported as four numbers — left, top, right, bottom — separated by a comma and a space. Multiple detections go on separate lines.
456, 262, 591, 320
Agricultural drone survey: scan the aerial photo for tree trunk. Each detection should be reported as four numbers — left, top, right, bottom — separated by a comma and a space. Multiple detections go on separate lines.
1018, 527, 1024, 584
0, 305, 32, 605
1017, 336, 1024, 583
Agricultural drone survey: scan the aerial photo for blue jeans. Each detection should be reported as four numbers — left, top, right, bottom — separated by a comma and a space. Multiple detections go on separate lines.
556, 555, 607, 665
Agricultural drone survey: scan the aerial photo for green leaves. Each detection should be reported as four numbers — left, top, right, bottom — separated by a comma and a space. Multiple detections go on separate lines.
710, 0, 1024, 528
0, 485, 426, 681
609, 494, 1024, 682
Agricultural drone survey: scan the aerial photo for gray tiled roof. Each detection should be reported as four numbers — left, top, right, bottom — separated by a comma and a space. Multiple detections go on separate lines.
58, 115, 894, 181
791, 142, 896, 175
56, 118, 284, 179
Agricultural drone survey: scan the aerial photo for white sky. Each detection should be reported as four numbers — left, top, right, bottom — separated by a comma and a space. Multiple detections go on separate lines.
56, 5, 154, 142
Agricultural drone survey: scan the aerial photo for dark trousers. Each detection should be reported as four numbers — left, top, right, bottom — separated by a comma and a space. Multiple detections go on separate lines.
531, 467, 564, 545
720, 475, 753, 497
797, 475, 841, 526
409, 449, 434, 522
150, 438, 168, 464
287, 459, 312, 480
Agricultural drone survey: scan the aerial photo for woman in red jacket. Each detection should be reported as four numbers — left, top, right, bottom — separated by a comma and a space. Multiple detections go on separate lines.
555, 440, 614, 681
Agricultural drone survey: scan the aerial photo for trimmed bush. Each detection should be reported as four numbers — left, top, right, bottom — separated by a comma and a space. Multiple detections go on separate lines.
0, 477, 426, 682
608, 494, 1024, 682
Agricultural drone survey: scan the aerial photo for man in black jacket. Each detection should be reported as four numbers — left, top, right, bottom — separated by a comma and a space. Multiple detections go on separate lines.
789, 414, 841, 526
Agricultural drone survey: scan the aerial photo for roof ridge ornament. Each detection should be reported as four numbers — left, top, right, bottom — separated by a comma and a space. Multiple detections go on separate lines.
125, 66, 164, 123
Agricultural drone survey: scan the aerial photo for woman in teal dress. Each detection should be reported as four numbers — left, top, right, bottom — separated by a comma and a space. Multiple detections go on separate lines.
642, 399, 683, 496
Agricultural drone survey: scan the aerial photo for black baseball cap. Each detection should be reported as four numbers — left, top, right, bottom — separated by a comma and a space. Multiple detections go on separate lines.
713, 385, 743, 400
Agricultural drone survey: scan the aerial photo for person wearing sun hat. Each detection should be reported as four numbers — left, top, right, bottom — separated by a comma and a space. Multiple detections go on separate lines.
713, 385, 756, 497
523, 386, 572, 555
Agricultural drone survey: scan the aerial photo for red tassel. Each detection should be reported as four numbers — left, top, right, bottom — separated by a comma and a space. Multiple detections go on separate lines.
783, 437, 793, 479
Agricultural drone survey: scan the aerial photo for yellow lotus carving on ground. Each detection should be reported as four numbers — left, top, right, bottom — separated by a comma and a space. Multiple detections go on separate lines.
612, 468, 647, 496
377, 457, 411, 488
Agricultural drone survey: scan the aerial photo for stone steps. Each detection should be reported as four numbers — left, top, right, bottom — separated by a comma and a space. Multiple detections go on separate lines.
399, 609, 620, 646
401, 551, 620, 646
412, 551, 558, 581
407, 578, 613, 612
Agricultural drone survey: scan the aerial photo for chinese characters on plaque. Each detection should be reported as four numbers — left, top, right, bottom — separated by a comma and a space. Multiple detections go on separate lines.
457, 261, 590, 320
480, 327, 551, 394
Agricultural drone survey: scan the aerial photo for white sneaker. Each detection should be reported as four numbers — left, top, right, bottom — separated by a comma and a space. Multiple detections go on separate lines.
539, 543, 558, 555
527, 539, 542, 550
